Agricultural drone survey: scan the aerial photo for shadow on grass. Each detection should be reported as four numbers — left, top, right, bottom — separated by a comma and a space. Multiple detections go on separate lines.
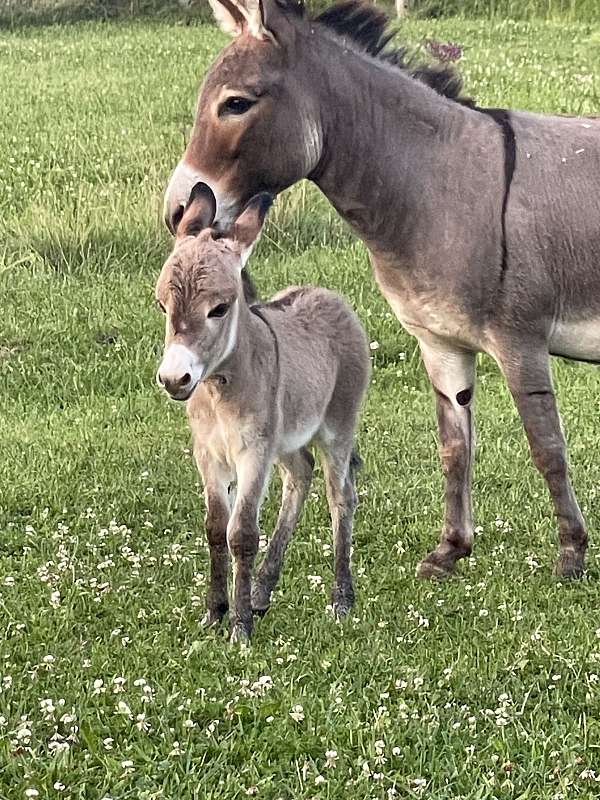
0, 0, 209, 29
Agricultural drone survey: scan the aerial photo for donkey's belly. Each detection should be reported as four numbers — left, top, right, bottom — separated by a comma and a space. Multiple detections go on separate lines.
550, 318, 600, 363
383, 292, 484, 351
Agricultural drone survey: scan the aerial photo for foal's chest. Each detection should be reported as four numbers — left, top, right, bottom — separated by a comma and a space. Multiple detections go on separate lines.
187, 390, 248, 472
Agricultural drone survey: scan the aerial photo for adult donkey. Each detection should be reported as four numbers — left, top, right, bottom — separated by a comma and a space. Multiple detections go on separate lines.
164, 0, 600, 579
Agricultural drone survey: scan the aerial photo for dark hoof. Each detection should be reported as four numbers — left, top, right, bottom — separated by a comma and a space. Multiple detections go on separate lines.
251, 582, 272, 617
229, 622, 251, 646
331, 584, 354, 619
554, 549, 585, 579
416, 552, 456, 580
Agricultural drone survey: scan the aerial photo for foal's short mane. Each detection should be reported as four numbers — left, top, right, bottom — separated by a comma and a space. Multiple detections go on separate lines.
311, 0, 475, 107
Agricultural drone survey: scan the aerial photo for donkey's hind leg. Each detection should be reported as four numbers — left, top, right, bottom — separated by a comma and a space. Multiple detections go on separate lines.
496, 343, 587, 577
416, 341, 477, 579
319, 436, 359, 618
251, 448, 314, 615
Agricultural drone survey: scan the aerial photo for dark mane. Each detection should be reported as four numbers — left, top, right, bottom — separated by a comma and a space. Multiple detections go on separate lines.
313, 0, 475, 107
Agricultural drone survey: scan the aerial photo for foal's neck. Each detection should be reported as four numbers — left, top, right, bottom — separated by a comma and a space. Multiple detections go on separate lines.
214, 299, 275, 388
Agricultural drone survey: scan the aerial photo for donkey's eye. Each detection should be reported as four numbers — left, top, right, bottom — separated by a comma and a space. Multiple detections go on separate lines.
207, 302, 230, 319
220, 96, 255, 116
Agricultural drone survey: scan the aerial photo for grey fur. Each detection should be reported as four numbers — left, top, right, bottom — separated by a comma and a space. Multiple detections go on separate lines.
163, 0, 600, 577
156, 204, 370, 642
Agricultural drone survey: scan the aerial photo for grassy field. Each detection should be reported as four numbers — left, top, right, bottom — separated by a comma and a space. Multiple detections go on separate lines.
2, 13, 600, 800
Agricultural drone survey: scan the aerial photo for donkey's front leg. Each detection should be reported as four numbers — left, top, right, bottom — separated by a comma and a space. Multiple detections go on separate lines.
497, 346, 587, 577
416, 341, 477, 579
196, 450, 231, 628
228, 447, 271, 644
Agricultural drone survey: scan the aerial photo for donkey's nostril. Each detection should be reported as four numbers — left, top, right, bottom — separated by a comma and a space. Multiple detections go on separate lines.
157, 372, 165, 387
181, 373, 191, 386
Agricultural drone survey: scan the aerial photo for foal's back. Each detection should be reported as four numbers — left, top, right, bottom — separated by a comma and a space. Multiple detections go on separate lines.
257, 285, 370, 441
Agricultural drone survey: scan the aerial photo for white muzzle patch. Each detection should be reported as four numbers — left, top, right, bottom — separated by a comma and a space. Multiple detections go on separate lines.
158, 343, 204, 399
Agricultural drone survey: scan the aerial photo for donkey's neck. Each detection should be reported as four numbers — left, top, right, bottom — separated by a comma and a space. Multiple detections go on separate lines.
306, 35, 500, 267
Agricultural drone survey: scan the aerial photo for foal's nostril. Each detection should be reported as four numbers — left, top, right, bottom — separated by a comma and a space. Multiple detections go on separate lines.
157, 372, 165, 387
180, 373, 191, 386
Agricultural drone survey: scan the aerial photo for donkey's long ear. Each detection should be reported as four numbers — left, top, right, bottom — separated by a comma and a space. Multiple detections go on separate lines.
232, 192, 273, 265
177, 182, 217, 238
208, 0, 274, 40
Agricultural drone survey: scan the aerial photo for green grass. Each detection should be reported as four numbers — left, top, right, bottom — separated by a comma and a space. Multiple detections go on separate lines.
2, 14, 600, 800
411, 0, 598, 22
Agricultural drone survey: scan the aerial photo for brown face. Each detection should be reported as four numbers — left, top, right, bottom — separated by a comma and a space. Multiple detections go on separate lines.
163, 1, 321, 234
156, 235, 243, 400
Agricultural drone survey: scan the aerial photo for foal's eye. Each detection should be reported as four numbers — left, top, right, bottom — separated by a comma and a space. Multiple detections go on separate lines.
156, 299, 166, 314
207, 302, 230, 319
219, 96, 255, 116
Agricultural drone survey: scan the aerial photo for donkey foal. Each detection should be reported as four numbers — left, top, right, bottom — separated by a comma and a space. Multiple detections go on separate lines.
156, 184, 370, 643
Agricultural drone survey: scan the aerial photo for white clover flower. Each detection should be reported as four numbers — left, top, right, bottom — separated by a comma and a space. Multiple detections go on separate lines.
289, 704, 305, 723
325, 749, 338, 768
136, 713, 149, 732
24, 791, 39, 799
115, 701, 132, 718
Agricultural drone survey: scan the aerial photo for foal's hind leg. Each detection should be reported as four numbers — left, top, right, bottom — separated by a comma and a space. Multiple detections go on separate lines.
496, 345, 587, 577
416, 341, 477, 579
251, 448, 314, 615
320, 437, 359, 617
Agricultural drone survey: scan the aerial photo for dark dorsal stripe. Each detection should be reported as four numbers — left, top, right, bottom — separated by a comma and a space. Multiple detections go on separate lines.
476, 107, 517, 280
314, 0, 474, 107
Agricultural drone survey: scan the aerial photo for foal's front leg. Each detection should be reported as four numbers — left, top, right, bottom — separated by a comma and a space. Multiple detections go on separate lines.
416, 341, 477, 579
228, 446, 272, 644
195, 450, 231, 628
496, 345, 587, 577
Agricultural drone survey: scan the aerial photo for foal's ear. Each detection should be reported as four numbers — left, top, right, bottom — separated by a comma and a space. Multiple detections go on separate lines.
177, 182, 217, 238
232, 193, 273, 263
208, 0, 274, 40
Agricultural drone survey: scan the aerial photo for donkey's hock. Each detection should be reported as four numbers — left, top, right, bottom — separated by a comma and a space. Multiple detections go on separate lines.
156, 192, 370, 643
164, 0, 600, 578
